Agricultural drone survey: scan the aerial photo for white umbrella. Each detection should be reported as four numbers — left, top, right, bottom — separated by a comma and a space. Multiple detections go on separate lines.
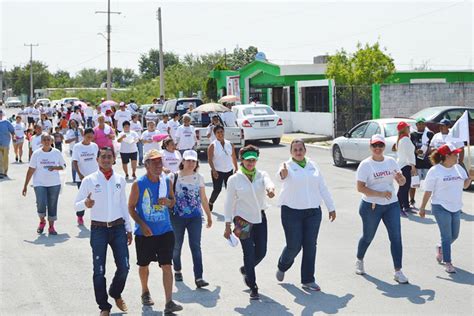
192, 103, 230, 113
218, 95, 238, 103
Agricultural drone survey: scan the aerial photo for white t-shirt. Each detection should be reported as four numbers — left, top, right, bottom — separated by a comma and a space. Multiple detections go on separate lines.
72, 142, 99, 177
141, 130, 161, 153
39, 120, 53, 132
13, 122, 26, 139
168, 120, 180, 139
84, 107, 94, 118
29, 148, 66, 187
65, 129, 83, 154
30, 135, 43, 151
118, 131, 139, 153
157, 120, 169, 134
100, 103, 112, 114
431, 132, 464, 149
114, 109, 132, 132
70, 112, 83, 124
175, 125, 196, 150
356, 156, 401, 205
145, 111, 159, 124
423, 164, 468, 212
31, 108, 40, 121
130, 121, 143, 137
220, 111, 237, 127
162, 149, 182, 173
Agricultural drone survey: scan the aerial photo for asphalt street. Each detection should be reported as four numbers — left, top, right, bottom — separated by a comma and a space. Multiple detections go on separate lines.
0, 108, 473, 315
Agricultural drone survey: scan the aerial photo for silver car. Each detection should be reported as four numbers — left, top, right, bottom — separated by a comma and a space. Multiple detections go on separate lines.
332, 118, 416, 167
5, 97, 22, 108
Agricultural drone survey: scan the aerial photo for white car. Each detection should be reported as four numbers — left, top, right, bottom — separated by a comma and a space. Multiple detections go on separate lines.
5, 97, 22, 108
35, 98, 51, 107
332, 118, 416, 166
60, 97, 79, 106
232, 104, 284, 145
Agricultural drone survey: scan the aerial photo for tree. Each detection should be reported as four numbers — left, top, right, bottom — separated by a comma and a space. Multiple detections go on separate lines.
49, 70, 73, 88
138, 50, 180, 79
111, 68, 138, 87
4, 61, 51, 96
326, 42, 395, 85
227, 46, 258, 70
73, 68, 107, 87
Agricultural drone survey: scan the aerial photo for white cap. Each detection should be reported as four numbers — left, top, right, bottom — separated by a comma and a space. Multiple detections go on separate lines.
119, 101, 125, 107
182, 150, 198, 161
370, 134, 386, 145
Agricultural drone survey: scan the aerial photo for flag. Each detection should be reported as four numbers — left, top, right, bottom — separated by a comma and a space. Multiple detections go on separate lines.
446, 110, 469, 145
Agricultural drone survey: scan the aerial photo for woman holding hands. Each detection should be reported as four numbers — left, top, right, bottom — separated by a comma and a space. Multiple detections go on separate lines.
355, 134, 409, 283
276, 139, 335, 292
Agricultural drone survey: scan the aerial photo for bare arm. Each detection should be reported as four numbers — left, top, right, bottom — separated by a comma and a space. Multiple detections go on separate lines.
231, 144, 238, 171
207, 143, 216, 171
128, 182, 151, 235
199, 186, 212, 228
418, 191, 432, 218
22, 167, 36, 196
72, 160, 83, 180
357, 181, 389, 199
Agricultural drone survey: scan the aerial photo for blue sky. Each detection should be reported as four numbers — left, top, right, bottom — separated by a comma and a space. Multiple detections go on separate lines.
1, 0, 472, 74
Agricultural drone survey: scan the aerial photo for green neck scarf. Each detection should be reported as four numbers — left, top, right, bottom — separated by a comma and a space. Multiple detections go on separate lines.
240, 165, 256, 181
292, 157, 307, 168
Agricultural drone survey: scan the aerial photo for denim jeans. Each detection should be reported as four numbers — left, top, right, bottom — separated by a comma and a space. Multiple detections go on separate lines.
278, 206, 322, 284
33, 185, 61, 221
86, 117, 93, 128
76, 182, 85, 217
90, 224, 130, 312
432, 204, 461, 263
171, 215, 203, 279
137, 141, 144, 165
397, 165, 412, 210
357, 200, 403, 269
209, 170, 233, 206
240, 211, 267, 288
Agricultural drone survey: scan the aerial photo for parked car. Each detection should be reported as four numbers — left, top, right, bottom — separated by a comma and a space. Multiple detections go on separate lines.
35, 98, 51, 107
194, 114, 244, 154
410, 106, 474, 145
60, 97, 79, 106
161, 98, 203, 117
5, 97, 22, 108
332, 118, 416, 166
232, 104, 284, 145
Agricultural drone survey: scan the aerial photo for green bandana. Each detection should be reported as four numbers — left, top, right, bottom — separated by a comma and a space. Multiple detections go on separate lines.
240, 165, 256, 181
292, 158, 307, 168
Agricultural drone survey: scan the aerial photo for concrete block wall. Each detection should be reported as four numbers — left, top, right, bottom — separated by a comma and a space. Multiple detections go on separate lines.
380, 83, 474, 118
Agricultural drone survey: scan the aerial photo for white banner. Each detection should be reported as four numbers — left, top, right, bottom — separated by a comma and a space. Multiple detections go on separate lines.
226, 76, 241, 103
447, 110, 470, 145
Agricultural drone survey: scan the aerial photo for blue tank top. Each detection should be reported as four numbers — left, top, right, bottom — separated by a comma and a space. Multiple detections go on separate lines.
134, 175, 173, 236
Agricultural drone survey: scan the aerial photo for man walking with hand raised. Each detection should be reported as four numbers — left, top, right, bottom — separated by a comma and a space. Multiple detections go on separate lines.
74, 146, 133, 316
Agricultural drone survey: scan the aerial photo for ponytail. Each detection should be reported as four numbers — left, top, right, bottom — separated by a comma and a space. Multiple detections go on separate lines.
429, 150, 446, 165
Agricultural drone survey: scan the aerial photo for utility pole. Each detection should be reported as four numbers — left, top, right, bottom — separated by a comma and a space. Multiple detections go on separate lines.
157, 7, 165, 98
24, 43, 39, 103
96, 0, 121, 100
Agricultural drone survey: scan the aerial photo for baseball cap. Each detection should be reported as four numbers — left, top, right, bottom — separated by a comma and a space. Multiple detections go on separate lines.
119, 102, 125, 107
439, 118, 451, 126
416, 117, 426, 123
144, 149, 162, 162
182, 150, 198, 161
242, 151, 259, 160
397, 121, 410, 132
105, 109, 113, 115
437, 143, 463, 156
370, 134, 386, 145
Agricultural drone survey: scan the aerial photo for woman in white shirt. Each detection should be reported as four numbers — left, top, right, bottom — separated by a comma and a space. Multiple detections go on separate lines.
207, 125, 238, 212
65, 119, 84, 183
117, 121, 139, 179
141, 121, 161, 154
145, 106, 159, 125
161, 138, 182, 174
22, 133, 66, 235
175, 114, 197, 155
157, 115, 170, 135
168, 113, 180, 141
130, 114, 144, 166
13, 116, 27, 163
395, 121, 416, 216
355, 134, 408, 284
419, 144, 471, 274
224, 145, 275, 300
276, 139, 336, 292
29, 124, 44, 160
38, 114, 53, 134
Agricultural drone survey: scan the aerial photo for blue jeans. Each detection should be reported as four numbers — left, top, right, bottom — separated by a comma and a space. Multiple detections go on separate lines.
171, 215, 203, 279
86, 117, 93, 128
76, 182, 84, 217
432, 204, 461, 263
90, 224, 130, 312
240, 211, 267, 288
34, 185, 61, 221
137, 141, 144, 165
357, 201, 403, 269
278, 206, 322, 284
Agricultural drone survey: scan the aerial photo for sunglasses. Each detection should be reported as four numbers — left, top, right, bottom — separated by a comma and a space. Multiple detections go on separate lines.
371, 143, 385, 148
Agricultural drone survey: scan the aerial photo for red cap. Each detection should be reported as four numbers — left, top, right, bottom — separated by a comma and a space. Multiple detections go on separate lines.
105, 109, 113, 115
437, 144, 463, 156
397, 121, 409, 132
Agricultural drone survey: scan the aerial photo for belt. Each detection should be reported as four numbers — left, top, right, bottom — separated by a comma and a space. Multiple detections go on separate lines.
91, 218, 125, 228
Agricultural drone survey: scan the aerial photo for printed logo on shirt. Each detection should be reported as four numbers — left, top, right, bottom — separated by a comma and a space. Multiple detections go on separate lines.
373, 170, 392, 179
443, 175, 462, 182
80, 151, 95, 162
94, 184, 102, 193
116, 183, 121, 189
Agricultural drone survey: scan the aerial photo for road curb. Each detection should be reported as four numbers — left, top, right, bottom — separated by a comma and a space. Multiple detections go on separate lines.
281, 140, 331, 151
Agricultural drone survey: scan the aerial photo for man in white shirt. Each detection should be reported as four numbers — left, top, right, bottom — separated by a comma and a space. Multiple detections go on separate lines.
114, 102, 132, 132
167, 113, 180, 141
220, 104, 237, 127
175, 114, 197, 155
430, 119, 465, 164
74, 146, 132, 315
72, 128, 99, 225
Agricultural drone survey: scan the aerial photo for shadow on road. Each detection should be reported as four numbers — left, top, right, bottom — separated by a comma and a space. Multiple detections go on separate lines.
76, 225, 90, 239
23, 233, 71, 247
235, 291, 292, 316
362, 274, 435, 304
211, 211, 225, 222
174, 282, 221, 308
406, 213, 436, 225
280, 283, 354, 315
436, 267, 474, 286
460, 212, 474, 222
140, 305, 163, 316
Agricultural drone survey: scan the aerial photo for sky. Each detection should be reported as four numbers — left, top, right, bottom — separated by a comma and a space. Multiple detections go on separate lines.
1, 0, 472, 75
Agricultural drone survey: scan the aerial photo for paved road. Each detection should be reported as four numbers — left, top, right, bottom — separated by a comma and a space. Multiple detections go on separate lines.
0, 107, 473, 315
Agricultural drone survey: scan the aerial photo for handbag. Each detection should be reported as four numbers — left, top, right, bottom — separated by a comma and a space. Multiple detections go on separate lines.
411, 175, 420, 188
233, 216, 253, 240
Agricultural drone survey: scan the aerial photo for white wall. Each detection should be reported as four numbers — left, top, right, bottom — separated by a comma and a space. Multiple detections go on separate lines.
276, 111, 333, 136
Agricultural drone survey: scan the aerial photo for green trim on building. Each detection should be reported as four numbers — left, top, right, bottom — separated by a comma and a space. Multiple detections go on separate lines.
386, 71, 474, 83
372, 84, 381, 119
328, 80, 334, 113
294, 85, 299, 112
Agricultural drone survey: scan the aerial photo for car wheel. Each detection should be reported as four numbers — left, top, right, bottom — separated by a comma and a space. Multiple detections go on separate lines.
332, 145, 347, 167
272, 138, 281, 145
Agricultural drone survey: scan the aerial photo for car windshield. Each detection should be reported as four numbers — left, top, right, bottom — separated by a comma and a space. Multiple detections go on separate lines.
411, 107, 441, 121
176, 100, 200, 110
243, 107, 274, 116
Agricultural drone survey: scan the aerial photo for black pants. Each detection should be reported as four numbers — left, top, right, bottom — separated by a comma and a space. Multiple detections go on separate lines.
209, 170, 233, 205
397, 165, 412, 210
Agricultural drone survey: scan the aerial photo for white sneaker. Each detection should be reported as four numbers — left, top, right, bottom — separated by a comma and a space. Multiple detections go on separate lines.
445, 263, 456, 274
394, 270, 409, 284
355, 259, 365, 275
